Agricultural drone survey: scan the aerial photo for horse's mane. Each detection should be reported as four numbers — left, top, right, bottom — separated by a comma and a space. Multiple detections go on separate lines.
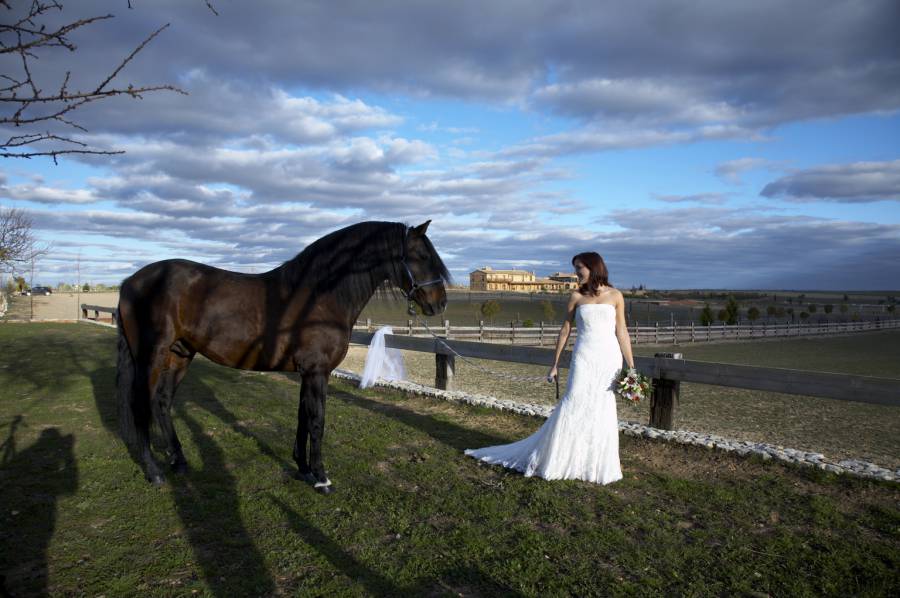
274, 221, 450, 307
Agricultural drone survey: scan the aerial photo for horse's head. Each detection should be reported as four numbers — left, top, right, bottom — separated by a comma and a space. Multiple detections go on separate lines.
399, 220, 449, 316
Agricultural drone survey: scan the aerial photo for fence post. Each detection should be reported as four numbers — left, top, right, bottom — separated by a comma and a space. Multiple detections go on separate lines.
539, 321, 544, 346
366, 318, 372, 332
479, 320, 484, 342
650, 352, 682, 430
408, 319, 413, 336
655, 322, 659, 344
444, 319, 450, 339
435, 351, 455, 391
690, 321, 695, 343
672, 322, 678, 345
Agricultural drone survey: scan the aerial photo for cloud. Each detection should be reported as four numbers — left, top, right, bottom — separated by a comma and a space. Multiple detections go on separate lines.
0, 183, 99, 205
715, 157, 785, 185
761, 160, 900, 203
532, 78, 741, 125
436, 207, 900, 290
652, 192, 730, 205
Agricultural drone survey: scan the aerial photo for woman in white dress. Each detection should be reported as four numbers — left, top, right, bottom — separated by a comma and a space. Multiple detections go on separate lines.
465, 252, 636, 485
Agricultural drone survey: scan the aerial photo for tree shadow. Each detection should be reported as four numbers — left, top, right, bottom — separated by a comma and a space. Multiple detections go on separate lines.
89, 363, 283, 596
330, 387, 513, 451
0, 420, 78, 597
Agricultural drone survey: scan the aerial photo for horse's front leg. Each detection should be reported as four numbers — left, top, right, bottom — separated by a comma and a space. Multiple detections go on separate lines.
297, 372, 333, 494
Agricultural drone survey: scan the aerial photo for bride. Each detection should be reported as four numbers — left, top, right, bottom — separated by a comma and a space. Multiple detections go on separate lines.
465, 252, 636, 485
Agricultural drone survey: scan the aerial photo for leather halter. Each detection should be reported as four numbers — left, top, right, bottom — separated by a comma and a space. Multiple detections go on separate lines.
400, 225, 443, 314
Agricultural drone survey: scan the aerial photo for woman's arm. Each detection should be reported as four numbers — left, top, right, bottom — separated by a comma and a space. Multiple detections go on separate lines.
614, 290, 635, 369
548, 292, 579, 381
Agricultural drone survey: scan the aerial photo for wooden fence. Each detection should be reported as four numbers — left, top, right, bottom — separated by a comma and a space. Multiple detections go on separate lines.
352, 317, 900, 346
349, 331, 900, 430
81, 304, 117, 324
80, 303, 900, 430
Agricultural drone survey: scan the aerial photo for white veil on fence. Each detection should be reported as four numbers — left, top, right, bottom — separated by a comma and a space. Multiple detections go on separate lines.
359, 326, 406, 388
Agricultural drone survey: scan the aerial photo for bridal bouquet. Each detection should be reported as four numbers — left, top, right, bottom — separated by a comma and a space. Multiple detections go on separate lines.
615, 367, 653, 403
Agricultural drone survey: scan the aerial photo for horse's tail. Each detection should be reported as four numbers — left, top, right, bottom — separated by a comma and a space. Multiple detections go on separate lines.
116, 307, 146, 449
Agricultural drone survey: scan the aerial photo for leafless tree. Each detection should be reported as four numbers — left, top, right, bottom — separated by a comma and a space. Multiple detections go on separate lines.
0, 205, 46, 273
0, 0, 202, 163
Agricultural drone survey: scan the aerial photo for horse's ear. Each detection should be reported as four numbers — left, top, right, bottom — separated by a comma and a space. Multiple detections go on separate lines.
411, 220, 431, 236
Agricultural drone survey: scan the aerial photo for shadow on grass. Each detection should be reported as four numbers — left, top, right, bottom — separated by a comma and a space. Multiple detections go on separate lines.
89, 362, 285, 596
0, 420, 78, 597
331, 387, 513, 452
269, 494, 524, 596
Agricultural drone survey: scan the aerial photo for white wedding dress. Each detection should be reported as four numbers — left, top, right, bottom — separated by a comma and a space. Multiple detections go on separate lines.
465, 303, 623, 485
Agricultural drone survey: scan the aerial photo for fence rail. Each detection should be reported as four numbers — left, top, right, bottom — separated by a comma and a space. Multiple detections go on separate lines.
349, 331, 900, 430
78, 304, 899, 430
352, 317, 900, 345
81, 304, 117, 324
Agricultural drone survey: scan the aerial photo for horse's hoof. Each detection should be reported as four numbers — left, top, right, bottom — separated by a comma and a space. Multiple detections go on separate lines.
315, 482, 335, 495
149, 473, 166, 486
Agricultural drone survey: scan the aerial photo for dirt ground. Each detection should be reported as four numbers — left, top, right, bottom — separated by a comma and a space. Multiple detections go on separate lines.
3, 291, 118, 321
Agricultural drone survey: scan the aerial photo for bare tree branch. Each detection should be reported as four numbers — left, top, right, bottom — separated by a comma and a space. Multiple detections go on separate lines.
0, 1, 190, 162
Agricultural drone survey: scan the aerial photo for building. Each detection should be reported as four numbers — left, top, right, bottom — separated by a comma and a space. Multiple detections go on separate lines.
469, 266, 579, 292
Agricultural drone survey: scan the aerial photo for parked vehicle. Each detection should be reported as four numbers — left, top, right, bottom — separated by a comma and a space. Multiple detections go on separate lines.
30, 286, 52, 296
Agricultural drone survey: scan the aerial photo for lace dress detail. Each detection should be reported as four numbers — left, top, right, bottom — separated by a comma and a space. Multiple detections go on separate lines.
465, 303, 623, 484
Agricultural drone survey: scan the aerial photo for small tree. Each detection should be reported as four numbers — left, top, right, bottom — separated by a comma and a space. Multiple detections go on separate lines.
82, 283, 90, 292
700, 304, 714, 326
480, 300, 501, 323
843, 294, 849, 302
747, 306, 760, 321
808, 304, 817, 313
887, 304, 896, 315
839, 303, 848, 315
717, 308, 728, 323
1, 207, 47, 274
724, 295, 739, 325
540, 300, 556, 323
824, 304, 834, 315
800, 311, 809, 320
766, 305, 776, 317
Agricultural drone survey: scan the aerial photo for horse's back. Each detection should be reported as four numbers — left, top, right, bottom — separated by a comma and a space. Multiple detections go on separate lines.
119, 260, 268, 356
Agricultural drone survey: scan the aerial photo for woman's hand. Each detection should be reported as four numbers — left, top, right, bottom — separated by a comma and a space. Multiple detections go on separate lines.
547, 365, 558, 383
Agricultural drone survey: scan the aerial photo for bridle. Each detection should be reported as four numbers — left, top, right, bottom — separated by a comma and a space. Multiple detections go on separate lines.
399, 225, 444, 315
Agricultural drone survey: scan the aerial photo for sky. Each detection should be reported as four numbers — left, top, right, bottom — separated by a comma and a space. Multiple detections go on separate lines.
1, 0, 899, 290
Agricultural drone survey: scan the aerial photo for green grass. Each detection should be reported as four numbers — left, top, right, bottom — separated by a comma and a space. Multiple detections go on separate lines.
1, 323, 899, 596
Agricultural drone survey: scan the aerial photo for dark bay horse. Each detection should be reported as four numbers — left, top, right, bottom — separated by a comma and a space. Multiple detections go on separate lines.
116, 220, 448, 493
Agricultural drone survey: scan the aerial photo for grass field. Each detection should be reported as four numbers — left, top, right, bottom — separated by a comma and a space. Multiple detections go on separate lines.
1, 323, 898, 596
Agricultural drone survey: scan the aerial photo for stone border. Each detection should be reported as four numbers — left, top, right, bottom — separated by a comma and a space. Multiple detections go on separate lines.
331, 369, 898, 483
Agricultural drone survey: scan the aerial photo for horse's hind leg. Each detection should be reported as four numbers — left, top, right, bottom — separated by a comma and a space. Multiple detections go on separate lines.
153, 352, 193, 474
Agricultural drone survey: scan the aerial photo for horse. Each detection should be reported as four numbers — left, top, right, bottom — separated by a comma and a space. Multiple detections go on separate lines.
116, 220, 449, 494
